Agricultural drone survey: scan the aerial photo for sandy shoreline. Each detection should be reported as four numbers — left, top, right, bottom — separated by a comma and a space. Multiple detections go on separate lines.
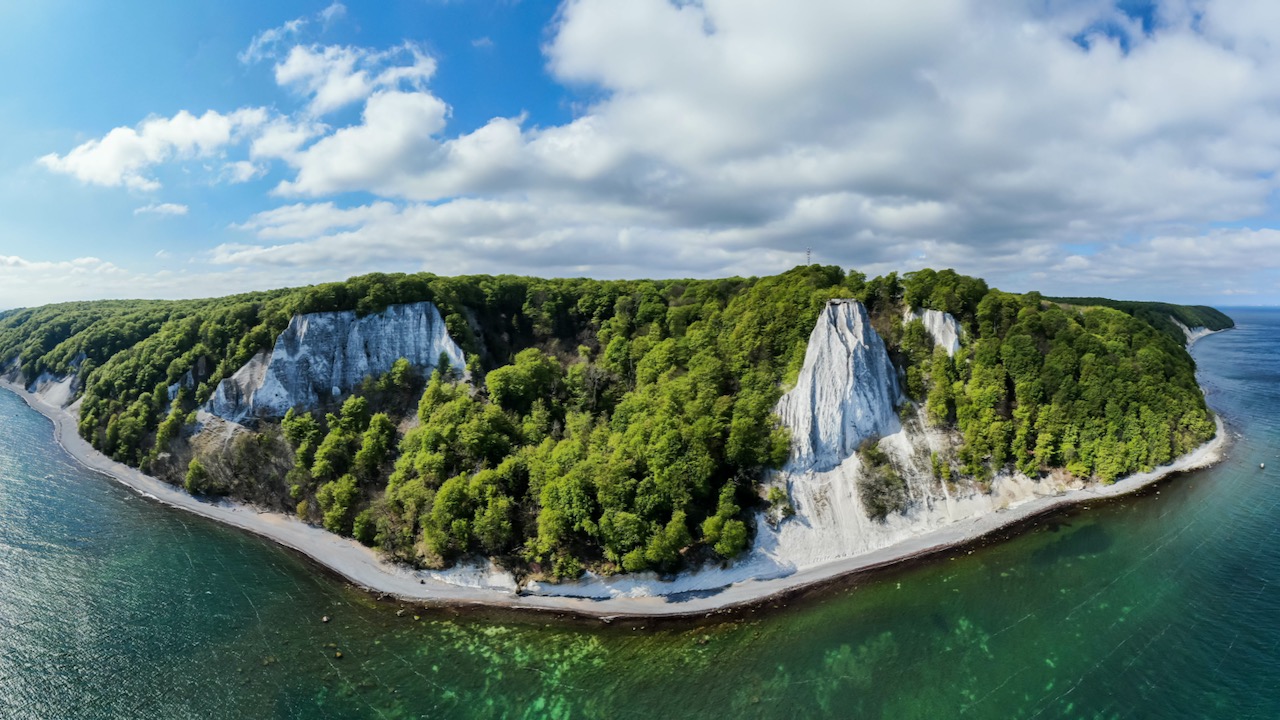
0, 375, 1229, 621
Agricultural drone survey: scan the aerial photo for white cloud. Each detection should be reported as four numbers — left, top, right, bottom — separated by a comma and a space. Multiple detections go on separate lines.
230, 0, 1280, 301
275, 90, 449, 196
320, 2, 347, 27
249, 117, 327, 162
275, 45, 369, 115
215, 198, 690, 273
216, 195, 974, 284
240, 18, 306, 65
0, 253, 338, 309
275, 0, 1271, 226
39, 108, 266, 190
0, 255, 115, 271
241, 3, 348, 66
134, 203, 189, 216
230, 201, 401, 239
1040, 228, 1280, 295
0, 256, 126, 307
222, 160, 265, 184
35, 1, 1280, 303
274, 43, 436, 116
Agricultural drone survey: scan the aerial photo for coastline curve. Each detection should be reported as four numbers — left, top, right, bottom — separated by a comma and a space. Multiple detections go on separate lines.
0, 343, 1231, 621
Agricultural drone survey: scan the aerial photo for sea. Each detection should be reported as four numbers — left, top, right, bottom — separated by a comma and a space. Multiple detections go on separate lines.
1, 308, 1277, 719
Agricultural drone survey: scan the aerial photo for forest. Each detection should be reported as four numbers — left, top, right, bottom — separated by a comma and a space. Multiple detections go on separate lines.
1044, 296, 1234, 341
0, 266, 1229, 579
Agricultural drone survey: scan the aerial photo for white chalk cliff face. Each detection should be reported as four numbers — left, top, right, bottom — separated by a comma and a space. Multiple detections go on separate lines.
1171, 317, 1215, 347
775, 300, 902, 473
1, 353, 86, 409
756, 300, 1053, 570
904, 307, 963, 356
207, 302, 465, 422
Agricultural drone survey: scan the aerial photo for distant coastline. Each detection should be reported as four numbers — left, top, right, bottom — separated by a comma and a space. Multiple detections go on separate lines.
0, 350, 1230, 621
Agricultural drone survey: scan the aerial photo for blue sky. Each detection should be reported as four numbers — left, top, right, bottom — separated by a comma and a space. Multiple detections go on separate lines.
0, 0, 571, 278
4, 0, 1280, 307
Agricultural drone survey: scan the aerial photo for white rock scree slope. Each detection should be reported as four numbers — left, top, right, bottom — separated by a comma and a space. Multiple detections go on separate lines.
206, 301, 465, 422
0, 299, 1228, 615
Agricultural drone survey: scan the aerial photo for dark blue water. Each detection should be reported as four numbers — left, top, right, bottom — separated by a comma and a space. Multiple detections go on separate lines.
0, 309, 1277, 718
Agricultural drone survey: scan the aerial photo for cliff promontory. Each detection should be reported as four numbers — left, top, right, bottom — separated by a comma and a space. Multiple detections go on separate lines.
0, 266, 1232, 587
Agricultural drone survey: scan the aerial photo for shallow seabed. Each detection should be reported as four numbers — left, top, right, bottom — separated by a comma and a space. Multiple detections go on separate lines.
1, 309, 1277, 719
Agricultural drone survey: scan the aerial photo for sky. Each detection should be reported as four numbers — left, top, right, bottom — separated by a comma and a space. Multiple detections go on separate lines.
4, 0, 1280, 308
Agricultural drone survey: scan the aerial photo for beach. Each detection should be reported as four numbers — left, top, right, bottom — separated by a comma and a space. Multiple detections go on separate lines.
0, 377, 1228, 620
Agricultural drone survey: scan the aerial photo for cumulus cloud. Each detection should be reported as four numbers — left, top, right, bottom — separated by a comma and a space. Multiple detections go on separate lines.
249, 116, 327, 163
37, 1, 1280, 302
275, 90, 449, 195
134, 202, 189, 216
39, 108, 266, 190
216, 0, 1280, 301
274, 0, 1280, 228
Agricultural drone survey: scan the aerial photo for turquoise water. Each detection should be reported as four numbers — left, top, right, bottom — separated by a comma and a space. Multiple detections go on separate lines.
1, 309, 1278, 719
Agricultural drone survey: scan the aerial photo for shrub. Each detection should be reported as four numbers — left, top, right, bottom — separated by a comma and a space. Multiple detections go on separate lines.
857, 440, 908, 521
184, 458, 216, 496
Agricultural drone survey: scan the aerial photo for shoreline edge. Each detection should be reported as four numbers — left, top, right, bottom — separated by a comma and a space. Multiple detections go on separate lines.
0, 372, 1230, 621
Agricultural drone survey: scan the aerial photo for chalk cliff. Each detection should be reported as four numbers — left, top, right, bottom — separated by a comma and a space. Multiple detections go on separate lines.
0, 353, 85, 409
206, 302, 465, 422
904, 307, 963, 356
531, 299, 1060, 598
759, 300, 1057, 569
1172, 317, 1215, 347
775, 300, 902, 473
